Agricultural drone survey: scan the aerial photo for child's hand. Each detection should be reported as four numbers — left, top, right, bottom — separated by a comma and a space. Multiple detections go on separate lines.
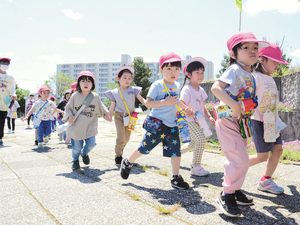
184, 107, 195, 118
105, 113, 112, 122
22, 116, 28, 122
208, 116, 216, 126
68, 115, 75, 124
164, 96, 177, 106
231, 102, 244, 118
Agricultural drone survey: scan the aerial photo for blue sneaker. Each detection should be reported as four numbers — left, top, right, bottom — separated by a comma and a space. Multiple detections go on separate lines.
257, 178, 284, 194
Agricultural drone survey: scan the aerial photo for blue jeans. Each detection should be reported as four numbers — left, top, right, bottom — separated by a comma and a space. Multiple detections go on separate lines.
37, 120, 52, 143
57, 117, 66, 141
71, 136, 96, 161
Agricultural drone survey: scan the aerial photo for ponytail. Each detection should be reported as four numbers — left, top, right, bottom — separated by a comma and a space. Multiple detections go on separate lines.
181, 74, 189, 91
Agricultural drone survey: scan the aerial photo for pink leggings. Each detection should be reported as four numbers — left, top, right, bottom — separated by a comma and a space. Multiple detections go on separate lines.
215, 118, 249, 194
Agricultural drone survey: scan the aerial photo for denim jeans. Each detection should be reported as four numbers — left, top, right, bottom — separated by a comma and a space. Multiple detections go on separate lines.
57, 117, 66, 141
71, 136, 96, 161
37, 120, 52, 143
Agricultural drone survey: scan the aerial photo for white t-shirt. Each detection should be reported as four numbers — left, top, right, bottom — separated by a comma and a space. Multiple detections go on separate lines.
32, 100, 56, 121
251, 72, 278, 121
180, 84, 208, 122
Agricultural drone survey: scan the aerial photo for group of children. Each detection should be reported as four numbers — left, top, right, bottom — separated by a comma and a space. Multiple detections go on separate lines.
15, 30, 289, 218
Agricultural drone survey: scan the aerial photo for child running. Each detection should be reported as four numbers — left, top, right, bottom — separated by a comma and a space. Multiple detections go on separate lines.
249, 42, 289, 194
63, 71, 110, 170
7, 94, 20, 133
179, 57, 215, 176
211, 31, 269, 217
120, 52, 193, 190
25, 94, 35, 128
23, 86, 56, 148
104, 66, 145, 166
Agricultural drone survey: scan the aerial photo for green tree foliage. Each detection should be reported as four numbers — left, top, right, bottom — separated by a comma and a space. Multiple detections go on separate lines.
15, 83, 30, 115
132, 58, 152, 111
49, 73, 76, 97
216, 54, 229, 78
103, 82, 118, 108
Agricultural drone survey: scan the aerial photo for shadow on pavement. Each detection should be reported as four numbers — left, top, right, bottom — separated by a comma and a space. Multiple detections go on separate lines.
122, 183, 217, 215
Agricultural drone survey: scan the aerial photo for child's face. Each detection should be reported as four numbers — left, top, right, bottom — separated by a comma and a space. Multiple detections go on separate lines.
188, 68, 205, 85
79, 77, 93, 92
66, 93, 71, 100
41, 90, 50, 100
117, 72, 132, 88
261, 58, 279, 75
159, 64, 181, 85
236, 42, 259, 66
30, 96, 34, 99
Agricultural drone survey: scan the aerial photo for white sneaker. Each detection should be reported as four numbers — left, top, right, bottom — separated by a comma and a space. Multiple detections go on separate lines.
191, 165, 210, 176
12, 130, 14, 133
257, 178, 284, 194
8, 129, 11, 133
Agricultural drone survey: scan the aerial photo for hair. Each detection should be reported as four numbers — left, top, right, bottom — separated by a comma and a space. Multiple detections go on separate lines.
117, 69, 133, 78
0, 59, 10, 65
161, 61, 182, 69
228, 43, 242, 67
76, 76, 95, 92
64, 92, 71, 100
181, 62, 205, 90
254, 56, 268, 74
50, 97, 55, 101
30, 94, 34, 97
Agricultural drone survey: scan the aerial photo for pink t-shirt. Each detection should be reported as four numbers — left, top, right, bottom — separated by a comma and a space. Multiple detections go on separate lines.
180, 84, 208, 122
252, 72, 278, 121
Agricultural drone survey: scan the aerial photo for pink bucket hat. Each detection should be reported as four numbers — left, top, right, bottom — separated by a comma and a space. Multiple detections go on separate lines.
227, 31, 269, 51
38, 86, 51, 95
77, 71, 96, 82
259, 42, 289, 65
183, 57, 207, 74
65, 89, 72, 94
71, 82, 77, 91
116, 66, 135, 78
159, 52, 185, 67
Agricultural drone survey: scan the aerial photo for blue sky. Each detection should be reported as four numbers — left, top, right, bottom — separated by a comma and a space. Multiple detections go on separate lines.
1, 0, 300, 93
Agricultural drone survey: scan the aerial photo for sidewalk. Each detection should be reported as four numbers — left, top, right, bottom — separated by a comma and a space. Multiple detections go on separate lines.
1, 116, 300, 225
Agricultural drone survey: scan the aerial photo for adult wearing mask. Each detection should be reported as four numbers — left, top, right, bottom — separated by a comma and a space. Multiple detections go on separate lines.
0, 57, 15, 145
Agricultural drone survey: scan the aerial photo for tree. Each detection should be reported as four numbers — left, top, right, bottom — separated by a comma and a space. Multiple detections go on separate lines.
216, 54, 229, 78
132, 58, 152, 111
15, 83, 30, 115
49, 73, 76, 97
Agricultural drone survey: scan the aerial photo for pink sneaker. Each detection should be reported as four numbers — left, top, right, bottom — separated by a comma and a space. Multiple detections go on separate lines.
191, 165, 210, 177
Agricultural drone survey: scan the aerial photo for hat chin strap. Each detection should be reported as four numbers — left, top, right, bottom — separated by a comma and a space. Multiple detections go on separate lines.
236, 60, 251, 68
261, 64, 269, 74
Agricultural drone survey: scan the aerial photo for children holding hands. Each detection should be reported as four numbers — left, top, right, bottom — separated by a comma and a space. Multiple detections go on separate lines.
120, 52, 193, 190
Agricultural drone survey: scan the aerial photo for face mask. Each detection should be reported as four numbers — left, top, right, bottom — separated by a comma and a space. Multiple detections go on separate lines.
0, 65, 9, 71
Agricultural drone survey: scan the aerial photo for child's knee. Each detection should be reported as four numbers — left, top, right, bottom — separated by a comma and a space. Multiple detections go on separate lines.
272, 145, 283, 156
257, 153, 269, 162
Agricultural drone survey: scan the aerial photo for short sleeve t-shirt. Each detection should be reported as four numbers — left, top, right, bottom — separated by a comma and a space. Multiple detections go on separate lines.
180, 84, 208, 122
33, 100, 56, 121
104, 86, 142, 113
147, 80, 180, 127
252, 72, 278, 121
218, 64, 256, 101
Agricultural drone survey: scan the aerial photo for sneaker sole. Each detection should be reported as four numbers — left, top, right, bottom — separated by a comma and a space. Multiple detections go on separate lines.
236, 200, 253, 206
216, 197, 241, 217
191, 172, 210, 177
257, 187, 284, 195
171, 184, 189, 190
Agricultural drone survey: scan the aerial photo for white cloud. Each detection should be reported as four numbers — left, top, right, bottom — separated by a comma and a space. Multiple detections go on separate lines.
244, 0, 300, 16
69, 37, 87, 44
62, 9, 84, 20
291, 49, 300, 58
37, 54, 66, 63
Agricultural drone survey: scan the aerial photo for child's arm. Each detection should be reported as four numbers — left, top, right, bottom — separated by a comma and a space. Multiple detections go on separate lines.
51, 108, 64, 115
211, 80, 243, 118
22, 106, 35, 121
179, 100, 194, 118
145, 96, 177, 108
204, 105, 215, 126
136, 93, 146, 105
105, 101, 115, 122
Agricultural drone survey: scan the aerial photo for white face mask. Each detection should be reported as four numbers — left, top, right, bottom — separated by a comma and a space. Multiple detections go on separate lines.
0, 65, 9, 71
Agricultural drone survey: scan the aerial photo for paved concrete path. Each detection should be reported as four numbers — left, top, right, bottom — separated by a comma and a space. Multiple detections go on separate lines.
1, 115, 300, 224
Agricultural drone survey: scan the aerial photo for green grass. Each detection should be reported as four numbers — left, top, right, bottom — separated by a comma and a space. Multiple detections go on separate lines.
128, 193, 140, 201
158, 170, 168, 176
156, 204, 179, 215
